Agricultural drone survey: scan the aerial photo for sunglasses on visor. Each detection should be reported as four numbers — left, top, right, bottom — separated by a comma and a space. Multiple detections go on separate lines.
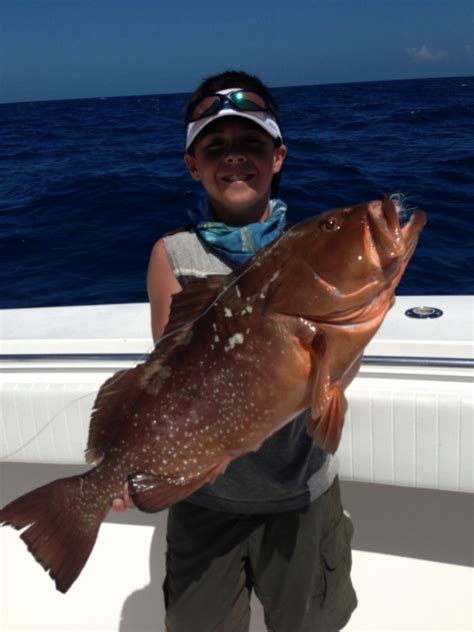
186, 90, 278, 123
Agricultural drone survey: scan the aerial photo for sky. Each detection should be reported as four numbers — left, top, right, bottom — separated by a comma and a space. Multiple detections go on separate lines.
1, 0, 473, 103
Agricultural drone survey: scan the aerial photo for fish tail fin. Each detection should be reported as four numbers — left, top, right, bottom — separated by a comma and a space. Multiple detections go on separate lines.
0, 474, 109, 593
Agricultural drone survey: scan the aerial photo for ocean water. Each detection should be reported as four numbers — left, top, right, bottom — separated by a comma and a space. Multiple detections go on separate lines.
1, 76, 473, 309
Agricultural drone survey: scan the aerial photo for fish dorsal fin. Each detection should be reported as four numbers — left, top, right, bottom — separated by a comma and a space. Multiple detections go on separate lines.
160, 274, 230, 341
86, 274, 230, 464
85, 363, 149, 463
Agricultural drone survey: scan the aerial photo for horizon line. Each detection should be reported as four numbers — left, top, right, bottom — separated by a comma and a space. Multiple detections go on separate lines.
1, 73, 472, 106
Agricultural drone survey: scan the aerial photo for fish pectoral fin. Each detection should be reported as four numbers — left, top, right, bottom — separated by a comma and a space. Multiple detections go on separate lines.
307, 331, 347, 454
307, 384, 347, 454
127, 473, 207, 513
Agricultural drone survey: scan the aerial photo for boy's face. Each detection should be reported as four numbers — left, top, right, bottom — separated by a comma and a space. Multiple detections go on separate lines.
184, 117, 286, 225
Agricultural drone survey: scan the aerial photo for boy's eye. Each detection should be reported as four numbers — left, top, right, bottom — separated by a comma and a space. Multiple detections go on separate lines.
200, 134, 267, 153
203, 139, 225, 151
206, 134, 226, 145
244, 135, 265, 145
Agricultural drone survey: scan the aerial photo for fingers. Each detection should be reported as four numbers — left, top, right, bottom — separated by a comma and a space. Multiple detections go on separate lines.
95, 455, 135, 512
112, 498, 126, 513
111, 483, 136, 512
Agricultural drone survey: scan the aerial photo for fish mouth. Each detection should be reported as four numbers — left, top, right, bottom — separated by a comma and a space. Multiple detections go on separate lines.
368, 196, 427, 270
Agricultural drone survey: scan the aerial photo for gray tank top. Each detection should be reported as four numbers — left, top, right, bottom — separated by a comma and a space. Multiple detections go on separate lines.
163, 229, 338, 513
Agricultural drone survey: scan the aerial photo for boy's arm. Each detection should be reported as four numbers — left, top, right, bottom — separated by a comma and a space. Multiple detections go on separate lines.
147, 238, 183, 343
107, 238, 183, 512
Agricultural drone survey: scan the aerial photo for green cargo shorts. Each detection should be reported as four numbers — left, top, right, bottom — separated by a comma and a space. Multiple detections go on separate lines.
163, 477, 357, 632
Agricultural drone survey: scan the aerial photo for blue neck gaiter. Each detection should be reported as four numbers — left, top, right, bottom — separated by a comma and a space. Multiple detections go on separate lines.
187, 198, 288, 265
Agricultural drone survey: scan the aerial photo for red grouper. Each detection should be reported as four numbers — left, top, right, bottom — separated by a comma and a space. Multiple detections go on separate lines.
0, 195, 426, 592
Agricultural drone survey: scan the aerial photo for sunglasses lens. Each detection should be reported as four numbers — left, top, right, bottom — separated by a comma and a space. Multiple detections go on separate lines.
188, 96, 221, 121
229, 91, 268, 111
187, 91, 275, 124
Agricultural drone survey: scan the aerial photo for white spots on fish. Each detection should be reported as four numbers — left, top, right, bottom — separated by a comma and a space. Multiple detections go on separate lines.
212, 322, 218, 331
224, 333, 244, 352
224, 307, 233, 318
214, 334, 220, 342
126, 348, 268, 483
164, 475, 188, 487
240, 305, 253, 316
184, 409, 202, 426
270, 270, 280, 283
235, 285, 241, 298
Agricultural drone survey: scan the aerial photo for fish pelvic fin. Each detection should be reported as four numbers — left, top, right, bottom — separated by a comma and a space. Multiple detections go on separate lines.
128, 458, 232, 513
0, 474, 109, 593
128, 473, 207, 513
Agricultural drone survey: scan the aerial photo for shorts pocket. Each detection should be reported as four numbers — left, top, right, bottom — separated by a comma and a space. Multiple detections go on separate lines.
320, 510, 357, 622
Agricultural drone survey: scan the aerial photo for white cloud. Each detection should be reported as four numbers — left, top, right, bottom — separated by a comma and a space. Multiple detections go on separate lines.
405, 45, 448, 63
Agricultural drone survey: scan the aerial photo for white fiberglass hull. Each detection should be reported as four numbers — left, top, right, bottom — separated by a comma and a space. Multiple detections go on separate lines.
0, 296, 472, 631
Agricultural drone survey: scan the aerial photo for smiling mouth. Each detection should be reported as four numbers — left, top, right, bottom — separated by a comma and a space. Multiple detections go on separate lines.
222, 174, 254, 183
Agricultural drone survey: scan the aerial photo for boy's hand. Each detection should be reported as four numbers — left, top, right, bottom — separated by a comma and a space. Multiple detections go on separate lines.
111, 483, 135, 512
95, 457, 136, 512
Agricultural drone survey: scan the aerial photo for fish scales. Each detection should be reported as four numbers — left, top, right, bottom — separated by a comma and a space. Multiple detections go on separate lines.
0, 195, 426, 592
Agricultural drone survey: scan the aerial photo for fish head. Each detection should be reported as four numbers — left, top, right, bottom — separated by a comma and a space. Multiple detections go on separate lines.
262, 195, 426, 323
260, 196, 426, 454
301, 195, 427, 304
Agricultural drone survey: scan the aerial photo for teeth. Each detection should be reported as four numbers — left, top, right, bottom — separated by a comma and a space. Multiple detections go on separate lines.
225, 174, 251, 182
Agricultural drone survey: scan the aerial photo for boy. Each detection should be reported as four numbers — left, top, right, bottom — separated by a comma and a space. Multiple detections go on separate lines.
116, 70, 357, 631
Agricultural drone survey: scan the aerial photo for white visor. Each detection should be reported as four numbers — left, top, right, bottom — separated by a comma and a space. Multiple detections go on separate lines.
185, 88, 282, 151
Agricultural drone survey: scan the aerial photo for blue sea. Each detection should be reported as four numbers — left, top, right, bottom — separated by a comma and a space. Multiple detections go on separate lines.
1, 76, 473, 309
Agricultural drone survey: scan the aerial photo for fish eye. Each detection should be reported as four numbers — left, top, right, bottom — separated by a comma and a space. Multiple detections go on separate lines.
319, 217, 339, 231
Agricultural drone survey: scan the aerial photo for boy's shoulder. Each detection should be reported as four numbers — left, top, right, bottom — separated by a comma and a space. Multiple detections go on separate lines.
161, 223, 196, 239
